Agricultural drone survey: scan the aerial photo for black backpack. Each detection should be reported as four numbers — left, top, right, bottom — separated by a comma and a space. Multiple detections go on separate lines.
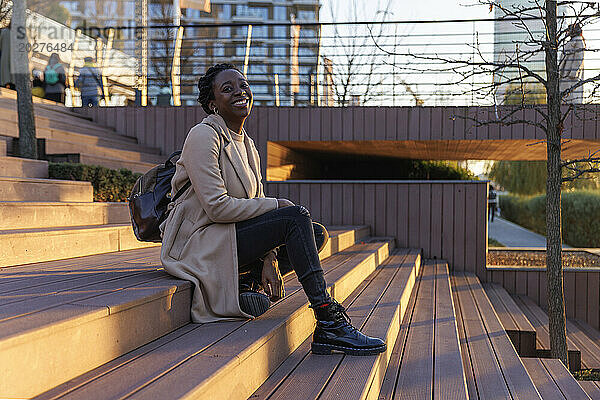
128, 151, 191, 242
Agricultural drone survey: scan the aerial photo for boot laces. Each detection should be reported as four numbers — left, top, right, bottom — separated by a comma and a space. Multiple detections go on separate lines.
331, 301, 357, 332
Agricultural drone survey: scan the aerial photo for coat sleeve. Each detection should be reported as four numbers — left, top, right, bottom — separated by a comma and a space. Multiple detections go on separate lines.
182, 124, 278, 223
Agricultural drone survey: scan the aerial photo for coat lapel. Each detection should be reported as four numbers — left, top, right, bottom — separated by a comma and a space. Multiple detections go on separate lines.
204, 114, 255, 198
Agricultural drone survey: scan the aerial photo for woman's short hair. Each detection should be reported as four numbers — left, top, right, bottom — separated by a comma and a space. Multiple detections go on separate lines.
197, 63, 242, 114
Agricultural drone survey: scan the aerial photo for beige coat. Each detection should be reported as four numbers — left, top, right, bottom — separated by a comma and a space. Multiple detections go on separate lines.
159, 114, 278, 323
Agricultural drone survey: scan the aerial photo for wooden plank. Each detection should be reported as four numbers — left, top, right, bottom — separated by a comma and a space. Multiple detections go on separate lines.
451, 273, 478, 399
375, 184, 386, 237
541, 358, 591, 399
408, 184, 420, 250
434, 261, 468, 399
386, 107, 397, 140
332, 184, 343, 226
566, 319, 600, 369
466, 274, 543, 399
364, 183, 376, 237
378, 252, 421, 400
397, 184, 409, 248
475, 182, 487, 279
579, 381, 600, 400
430, 184, 443, 260
395, 261, 435, 400
464, 184, 477, 274
587, 271, 600, 330
342, 183, 353, 226
353, 107, 364, 141
419, 184, 431, 257
442, 184, 455, 270
565, 272, 576, 320
385, 185, 397, 245
352, 183, 364, 228
575, 272, 588, 322
453, 185, 466, 272
521, 358, 565, 400
451, 273, 511, 399
319, 251, 415, 400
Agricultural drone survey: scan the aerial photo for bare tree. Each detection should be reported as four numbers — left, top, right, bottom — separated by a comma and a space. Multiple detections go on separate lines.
374, 0, 600, 367
323, 0, 395, 106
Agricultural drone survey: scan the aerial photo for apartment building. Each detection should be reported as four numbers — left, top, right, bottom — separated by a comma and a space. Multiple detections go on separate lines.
60, 0, 321, 105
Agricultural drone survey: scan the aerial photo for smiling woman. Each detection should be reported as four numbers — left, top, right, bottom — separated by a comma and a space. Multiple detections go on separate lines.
159, 63, 386, 356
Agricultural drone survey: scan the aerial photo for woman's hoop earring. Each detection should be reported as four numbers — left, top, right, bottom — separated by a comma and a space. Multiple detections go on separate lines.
212, 107, 219, 115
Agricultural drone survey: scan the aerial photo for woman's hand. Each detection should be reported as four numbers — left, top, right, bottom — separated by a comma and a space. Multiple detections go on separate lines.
261, 252, 285, 302
277, 198, 295, 209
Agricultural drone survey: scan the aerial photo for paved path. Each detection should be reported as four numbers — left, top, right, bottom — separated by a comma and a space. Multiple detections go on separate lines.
488, 216, 571, 248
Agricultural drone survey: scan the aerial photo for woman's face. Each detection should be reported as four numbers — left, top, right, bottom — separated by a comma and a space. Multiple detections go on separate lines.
209, 69, 253, 122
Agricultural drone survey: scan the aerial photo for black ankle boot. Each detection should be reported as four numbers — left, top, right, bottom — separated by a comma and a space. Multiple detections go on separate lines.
310, 299, 386, 356
239, 274, 270, 317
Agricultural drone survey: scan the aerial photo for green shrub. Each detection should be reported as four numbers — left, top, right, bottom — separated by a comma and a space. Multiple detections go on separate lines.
499, 191, 600, 247
48, 162, 141, 202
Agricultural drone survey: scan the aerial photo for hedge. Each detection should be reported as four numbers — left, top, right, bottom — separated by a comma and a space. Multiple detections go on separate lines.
499, 191, 600, 247
48, 162, 141, 202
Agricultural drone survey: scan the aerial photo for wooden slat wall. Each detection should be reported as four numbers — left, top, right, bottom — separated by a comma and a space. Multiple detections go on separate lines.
76, 105, 600, 162
489, 268, 600, 331
265, 180, 488, 277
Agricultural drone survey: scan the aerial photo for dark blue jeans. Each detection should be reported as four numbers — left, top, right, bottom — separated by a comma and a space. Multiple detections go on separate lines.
235, 205, 331, 307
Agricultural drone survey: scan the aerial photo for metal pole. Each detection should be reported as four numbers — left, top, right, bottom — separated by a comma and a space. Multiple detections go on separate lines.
172, 26, 184, 106
275, 74, 280, 106
100, 28, 114, 106
68, 30, 81, 107
243, 24, 252, 76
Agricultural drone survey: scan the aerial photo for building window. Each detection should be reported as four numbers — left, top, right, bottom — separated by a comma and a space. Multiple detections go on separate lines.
273, 6, 287, 20
213, 43, 225, 57
273, 64, 287, 76
299, 47, 315, 57
297, 10, 315, 21
273, 25, 287, 40
252, 84, 269, 95
236, 45, 246, 57
236, 5, 268, 19
253, 25, 268, 39
218, 4, 231, 19
218, 26, 231, 39
251, 45, 267, 57
300, 29, 317, 38
273, 44, 286, 58
249, 64, 267, 76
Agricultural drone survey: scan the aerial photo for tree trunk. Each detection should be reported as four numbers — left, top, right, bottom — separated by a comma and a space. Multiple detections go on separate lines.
12, 0, 37, 159
544, 0, 569, 368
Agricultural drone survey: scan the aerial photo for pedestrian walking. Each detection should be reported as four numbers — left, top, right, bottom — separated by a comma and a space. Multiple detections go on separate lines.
489, 185, 498, 222
44, 53, 66, 104
0, 24, 14, 89
76, 57, 104, 107
560, 23, 585, 103
31, 69, 45, 98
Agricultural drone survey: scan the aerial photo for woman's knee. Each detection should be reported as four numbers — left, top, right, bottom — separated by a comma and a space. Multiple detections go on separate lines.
282, 204, 311, 219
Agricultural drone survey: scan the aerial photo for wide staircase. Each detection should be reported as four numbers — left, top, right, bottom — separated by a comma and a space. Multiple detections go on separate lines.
2, 216, 593, 399
0, 89, 163, 173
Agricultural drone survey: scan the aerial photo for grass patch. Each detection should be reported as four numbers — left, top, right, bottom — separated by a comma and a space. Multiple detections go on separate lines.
488, 237, 505, 247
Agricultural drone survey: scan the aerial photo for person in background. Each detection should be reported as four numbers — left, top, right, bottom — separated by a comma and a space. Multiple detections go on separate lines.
0, 24, 14, 89
44, 53, 66, 103
559, 23, 585, 103
31, 69, 45, 98
76, 57, 104, 107
488, 184, 498, 222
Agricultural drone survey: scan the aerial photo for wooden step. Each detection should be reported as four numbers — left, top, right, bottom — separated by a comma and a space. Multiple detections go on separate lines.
513, 295, 582, 371
580, 381, 600, 399
43, 138, 165, 165
0, 155, 48, 178
451, 273, 542, 399
378, 260, 468, 400
0, 224, 159, 268
32, 236, 392, 400
483, 283, 537, 357
252, 249, 422, 400
47, 153, 156, 174
1, 226, 369, 398
0, 176, 92, 202
0, 201, 129, 230
522, 358, 590, 399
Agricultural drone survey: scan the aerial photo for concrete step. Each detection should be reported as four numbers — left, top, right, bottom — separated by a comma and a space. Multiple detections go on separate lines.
0, 202, 129, 230
0, 226, 370, 399
43, 138, 165, 165
66, 153, 155, 174
0, 176, 93, 202
0, 156, 48, 178
0, 224, 159, 268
